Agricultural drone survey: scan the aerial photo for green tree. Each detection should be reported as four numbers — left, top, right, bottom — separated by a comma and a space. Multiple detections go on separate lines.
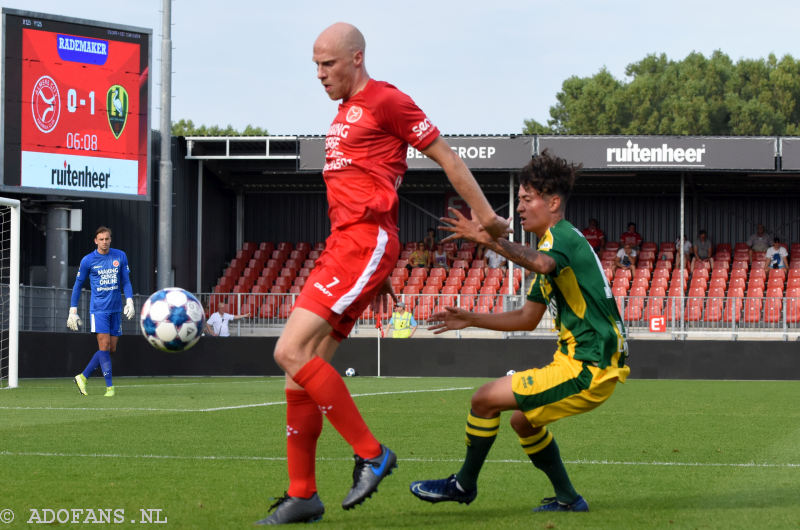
523, 51, 800, 136
171, 118, 268, 136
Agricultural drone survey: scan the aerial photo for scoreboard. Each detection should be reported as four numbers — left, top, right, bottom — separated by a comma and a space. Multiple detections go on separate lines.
1, 9, 151, 200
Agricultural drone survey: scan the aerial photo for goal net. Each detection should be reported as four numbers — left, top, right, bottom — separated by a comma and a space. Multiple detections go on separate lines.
0, 198, 20, 389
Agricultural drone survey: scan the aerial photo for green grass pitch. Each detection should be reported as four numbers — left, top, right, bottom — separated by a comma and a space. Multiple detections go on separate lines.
2, 376, 799, 529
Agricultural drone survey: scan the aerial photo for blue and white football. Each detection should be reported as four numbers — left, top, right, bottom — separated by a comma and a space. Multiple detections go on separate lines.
140, 288, 205, 352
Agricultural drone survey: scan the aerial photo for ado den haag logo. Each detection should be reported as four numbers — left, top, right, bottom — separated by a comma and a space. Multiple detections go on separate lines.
106, 84, 129, 139
32, 76, 61, 134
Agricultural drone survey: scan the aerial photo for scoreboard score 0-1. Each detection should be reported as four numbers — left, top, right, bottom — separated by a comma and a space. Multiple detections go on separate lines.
1, 9, 151, 200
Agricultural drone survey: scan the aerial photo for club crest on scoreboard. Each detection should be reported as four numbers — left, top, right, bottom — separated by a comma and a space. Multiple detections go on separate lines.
106, 84, 129, 139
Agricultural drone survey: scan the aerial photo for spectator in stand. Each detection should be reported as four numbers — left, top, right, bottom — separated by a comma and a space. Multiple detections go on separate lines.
619, 222, 642, 251
747, 223, 772, 262
581, 218, 606, 253
423, 228, 437, 251
432, 242, 454, 270
692, 230, 714, 270
483, 247, 507, 271
407, 241, 431, 269
615, 243, 637, 277
205, 303, 250, 337
766, 237, 789, 269
676, 235, 692, 270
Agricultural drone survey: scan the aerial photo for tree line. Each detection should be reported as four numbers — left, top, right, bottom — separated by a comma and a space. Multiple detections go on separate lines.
171, 119, 268, 137
523, 51, 800, 136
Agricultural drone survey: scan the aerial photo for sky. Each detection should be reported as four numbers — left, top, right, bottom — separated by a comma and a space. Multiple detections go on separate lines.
7, 0, 800, 135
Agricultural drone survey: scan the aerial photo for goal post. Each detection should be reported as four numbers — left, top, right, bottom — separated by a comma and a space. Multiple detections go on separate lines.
0, 197, 20, 389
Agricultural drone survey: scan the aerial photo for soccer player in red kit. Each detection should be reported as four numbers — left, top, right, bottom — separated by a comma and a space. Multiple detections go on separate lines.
258, 22, 510, 525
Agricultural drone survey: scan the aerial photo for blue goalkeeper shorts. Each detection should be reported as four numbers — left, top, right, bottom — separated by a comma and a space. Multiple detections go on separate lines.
90, 311, 122, 336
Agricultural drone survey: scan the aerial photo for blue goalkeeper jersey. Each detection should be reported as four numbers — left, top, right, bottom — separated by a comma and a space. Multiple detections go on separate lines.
70, 248, 133, 313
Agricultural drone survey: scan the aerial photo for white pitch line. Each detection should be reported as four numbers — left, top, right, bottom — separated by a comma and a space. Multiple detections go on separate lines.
1, 450, 797, 469
0, 386, 476, 413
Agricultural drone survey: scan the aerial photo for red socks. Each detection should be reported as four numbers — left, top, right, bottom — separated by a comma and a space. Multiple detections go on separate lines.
285, 389, 322, 498
292, 356, 381, 459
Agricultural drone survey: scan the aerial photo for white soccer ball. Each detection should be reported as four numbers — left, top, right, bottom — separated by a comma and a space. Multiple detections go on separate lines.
345, 367, 356, 377
506, 369, 516, 376
140, 288, 205, 352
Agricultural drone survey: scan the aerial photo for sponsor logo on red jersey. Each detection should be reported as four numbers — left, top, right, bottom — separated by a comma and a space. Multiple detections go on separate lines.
346, 106, 363, 123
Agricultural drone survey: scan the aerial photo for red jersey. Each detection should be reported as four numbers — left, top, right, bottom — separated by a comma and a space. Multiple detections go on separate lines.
620, 230, 642, 248
582, 227, 605, 250
323, 79, 439, 233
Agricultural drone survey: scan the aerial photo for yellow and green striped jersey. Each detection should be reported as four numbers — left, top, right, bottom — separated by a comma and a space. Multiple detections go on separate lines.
527, 219, 628, 369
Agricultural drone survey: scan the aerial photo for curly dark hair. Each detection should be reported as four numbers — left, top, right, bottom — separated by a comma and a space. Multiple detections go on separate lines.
518, 149, 580, 202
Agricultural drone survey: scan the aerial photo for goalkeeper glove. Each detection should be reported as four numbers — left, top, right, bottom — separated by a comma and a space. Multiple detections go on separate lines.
66, 307, 81, 331
123, 298, 135, 320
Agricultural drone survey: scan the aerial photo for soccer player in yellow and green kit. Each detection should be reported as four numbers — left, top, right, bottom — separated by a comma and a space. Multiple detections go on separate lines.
410, 150, 630, 513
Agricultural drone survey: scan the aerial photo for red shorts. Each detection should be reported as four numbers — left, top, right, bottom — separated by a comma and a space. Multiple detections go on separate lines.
294, 224, 400, 341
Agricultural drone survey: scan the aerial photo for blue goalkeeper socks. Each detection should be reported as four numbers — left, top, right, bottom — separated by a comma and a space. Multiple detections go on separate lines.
98, 350, 113, 387
83, 351, 102, 379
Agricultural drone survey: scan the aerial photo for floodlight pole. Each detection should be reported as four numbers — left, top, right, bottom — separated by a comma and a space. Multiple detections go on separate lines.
157, 0, 173, 289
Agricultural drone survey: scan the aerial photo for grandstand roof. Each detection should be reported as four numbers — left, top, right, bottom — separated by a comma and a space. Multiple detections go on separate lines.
183, 135, 800, 195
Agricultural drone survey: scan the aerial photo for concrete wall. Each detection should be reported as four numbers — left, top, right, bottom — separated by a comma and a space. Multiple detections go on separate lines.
20, 332, 800, 380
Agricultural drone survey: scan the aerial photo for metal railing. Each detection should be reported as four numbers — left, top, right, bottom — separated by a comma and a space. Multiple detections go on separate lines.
17, 286, 800, 341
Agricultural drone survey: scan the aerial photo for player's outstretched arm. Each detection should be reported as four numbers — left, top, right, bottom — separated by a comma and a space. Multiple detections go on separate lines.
439, 208, 556, 274
428, 301, 546, 334
422, 137, 510, 240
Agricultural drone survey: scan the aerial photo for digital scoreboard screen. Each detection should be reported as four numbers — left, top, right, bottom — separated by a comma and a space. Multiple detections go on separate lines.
1, 9, 151, 200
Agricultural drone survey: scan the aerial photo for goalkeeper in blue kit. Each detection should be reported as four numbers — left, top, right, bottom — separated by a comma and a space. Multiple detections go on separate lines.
68, 226, 135, 397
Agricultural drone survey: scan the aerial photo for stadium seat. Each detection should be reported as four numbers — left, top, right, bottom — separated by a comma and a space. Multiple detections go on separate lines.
410, 266, 428, 277
484, 276, 501, 289
639, 250, 656, 262
429, 267, 447, 278
441, 285, 459, 296
722, 297, 743, 323
624, 297, 644, 321
709, 277, 727, 291
293, 276, 306, 288
258, 241, 276, 253
644, 296, 664, 319
763, 297, 783, 324
273, 276, 292, 291
705, 298, 723, 322
649, 285, 667, 297
786, 295, 800, 323
686, 298, 703, 321
390, 276, 405, 291
729, 276, 746, 291
425, 275, 444, 289
406, 276, 424, 288
485, 267, 504, 279
463, 276, 481, 288
448, 267, 466, 280
767, 277, 784, 291
641, 241, 657, 252
664, 298, 683, 322
451, 259, 469, 269
444, 276, 463, 288
466, 268, 485, 281
392, 267, 409, 281
743, 298, 762, 323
